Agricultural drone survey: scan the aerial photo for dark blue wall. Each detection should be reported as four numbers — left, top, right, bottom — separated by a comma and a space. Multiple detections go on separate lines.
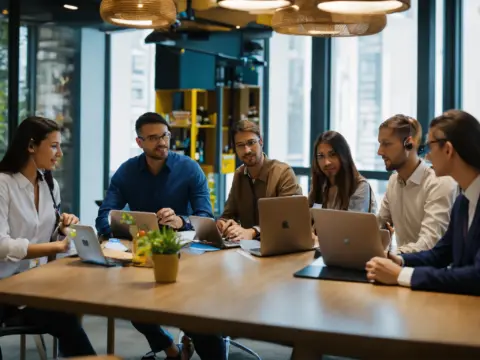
155, 31, 261, 90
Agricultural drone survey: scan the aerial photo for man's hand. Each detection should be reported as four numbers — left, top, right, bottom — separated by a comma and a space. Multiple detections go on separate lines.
224, 224, 254, 242
59, 213, 79, 234
216, 219, 238, 235
365, 257, 402, 285
385, 251, 403, 266
157, 208, 183, 230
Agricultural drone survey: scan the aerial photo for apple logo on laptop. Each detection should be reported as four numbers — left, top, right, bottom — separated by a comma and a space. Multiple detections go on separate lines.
82, 239, 89, 247
282, 220, 289, 229
344, 238, 350, 245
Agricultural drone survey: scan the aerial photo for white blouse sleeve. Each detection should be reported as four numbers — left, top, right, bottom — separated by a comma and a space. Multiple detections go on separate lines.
0, 181, 29, 261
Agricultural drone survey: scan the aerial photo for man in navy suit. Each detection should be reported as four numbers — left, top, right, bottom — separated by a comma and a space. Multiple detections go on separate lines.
366, 109, 480, 296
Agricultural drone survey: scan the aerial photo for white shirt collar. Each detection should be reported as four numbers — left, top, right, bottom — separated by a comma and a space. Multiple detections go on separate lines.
12, 172, 32, 189
463, 175, 480, 204
408, 161, 429, 185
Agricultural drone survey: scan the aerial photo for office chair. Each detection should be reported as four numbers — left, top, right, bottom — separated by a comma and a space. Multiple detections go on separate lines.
0, 324, 58, 360
177, 331, 262, 360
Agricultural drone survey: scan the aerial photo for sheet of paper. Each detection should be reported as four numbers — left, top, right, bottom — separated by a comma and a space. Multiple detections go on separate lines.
104, 239, 129, 252
178, 230, 196, 245
312, 203, 323, 209
240, 240, 261, 251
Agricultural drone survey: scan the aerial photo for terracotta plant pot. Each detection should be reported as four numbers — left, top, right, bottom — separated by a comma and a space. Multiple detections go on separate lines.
152, 253, 180, 283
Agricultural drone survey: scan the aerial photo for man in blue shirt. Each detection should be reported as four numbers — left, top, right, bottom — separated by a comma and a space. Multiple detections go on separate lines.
96, 112, 216, 360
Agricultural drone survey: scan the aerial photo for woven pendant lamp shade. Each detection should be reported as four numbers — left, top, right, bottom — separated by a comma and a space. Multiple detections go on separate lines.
272, 0, 386, 37
318, 0, 410, 15
100, 0, 177, 29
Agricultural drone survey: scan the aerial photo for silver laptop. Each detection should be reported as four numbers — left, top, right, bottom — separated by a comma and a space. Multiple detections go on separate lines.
247, 196, 314, 257
189, 216, 240, 249
109, 210, 159, 239
71, 224, 127, 267
311, 208, 386, 270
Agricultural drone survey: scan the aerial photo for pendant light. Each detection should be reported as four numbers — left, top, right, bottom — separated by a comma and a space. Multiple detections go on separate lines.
317, 0, 410, 15
218, 0, 291, 12
272, 0, 386, 37
100, 0, 177, 29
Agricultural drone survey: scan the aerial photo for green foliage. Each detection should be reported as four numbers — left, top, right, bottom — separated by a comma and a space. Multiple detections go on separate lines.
137, 227, 183, 255
120, 212, 136, 225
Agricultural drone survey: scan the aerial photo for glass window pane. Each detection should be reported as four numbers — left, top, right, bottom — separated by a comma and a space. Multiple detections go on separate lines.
435, 0, 444, 115
35, 26, 78, 214
109, 30, 156, 180
0, 19, 7, 159
330, 1, 418, 171
462, 0, 480, 118
268, 33, 311, 167
296, 175, 309, 196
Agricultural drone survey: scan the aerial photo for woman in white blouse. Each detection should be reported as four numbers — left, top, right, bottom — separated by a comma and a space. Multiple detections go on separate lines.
0, 117, 96, 357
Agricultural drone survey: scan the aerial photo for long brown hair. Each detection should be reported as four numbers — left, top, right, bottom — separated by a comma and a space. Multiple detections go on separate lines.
309, 131, 360, 209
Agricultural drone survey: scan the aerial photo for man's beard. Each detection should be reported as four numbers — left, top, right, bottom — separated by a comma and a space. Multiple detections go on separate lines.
384, 156, 407, 171
145, 146, 168, 160
243, 152, 259, 167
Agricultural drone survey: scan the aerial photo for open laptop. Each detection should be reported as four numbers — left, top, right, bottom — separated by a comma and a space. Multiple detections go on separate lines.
311, 208, 386, 270
245, 196, 314, 257
189, 216, 240, 249
71, 224, 132, 267
109, 210, 159, 239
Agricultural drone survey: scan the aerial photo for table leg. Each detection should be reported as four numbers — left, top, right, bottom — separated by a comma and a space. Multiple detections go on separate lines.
291, 346, 322, 360
107, 317, 115, 354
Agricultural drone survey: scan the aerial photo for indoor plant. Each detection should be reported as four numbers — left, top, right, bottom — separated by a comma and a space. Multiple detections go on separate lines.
136, 227, 184, 283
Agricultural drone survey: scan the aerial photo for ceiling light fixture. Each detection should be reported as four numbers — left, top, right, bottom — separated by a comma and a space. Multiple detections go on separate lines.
63, 4, 79, 10
218, 0, 290, 12
317, 0, 410, 15
272, 0, 387, 37
100, 0, 177, 29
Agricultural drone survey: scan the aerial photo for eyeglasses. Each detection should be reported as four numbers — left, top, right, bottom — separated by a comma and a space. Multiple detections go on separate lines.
138, 132, 171, 143
235, 139, 259, 149
419, 138, 447, 156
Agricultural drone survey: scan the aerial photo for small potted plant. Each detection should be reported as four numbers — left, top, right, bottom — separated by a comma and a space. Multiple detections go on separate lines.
136, 227, 184, 283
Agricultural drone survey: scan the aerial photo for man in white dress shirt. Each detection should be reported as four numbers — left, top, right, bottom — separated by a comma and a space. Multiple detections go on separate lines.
367, 109, 480, 295
376, 114, 458, 254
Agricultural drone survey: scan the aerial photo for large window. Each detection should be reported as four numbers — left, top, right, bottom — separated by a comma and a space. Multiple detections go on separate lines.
268, 33, 311, 168
330, 1, 418, 175
109, 30, 156, 178
462, 0, 480, 119
0, 19, 7, 159
35, 26, 78, 214
435, 0, 444, 115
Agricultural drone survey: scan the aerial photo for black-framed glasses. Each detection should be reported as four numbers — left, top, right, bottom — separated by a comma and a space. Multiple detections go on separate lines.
138, 132, 171, 143
419, 138, 448, 156
235, 138, 258, 149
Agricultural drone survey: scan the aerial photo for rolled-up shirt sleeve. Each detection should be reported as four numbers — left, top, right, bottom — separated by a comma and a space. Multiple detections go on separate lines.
0, 184, 29, 261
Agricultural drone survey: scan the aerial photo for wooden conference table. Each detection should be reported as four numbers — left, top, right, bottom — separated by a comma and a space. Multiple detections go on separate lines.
0, 248, 479, 359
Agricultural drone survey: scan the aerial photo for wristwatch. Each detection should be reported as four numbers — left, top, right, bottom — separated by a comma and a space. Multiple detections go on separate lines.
252, 226, 261, 239
178, 215, 191, 231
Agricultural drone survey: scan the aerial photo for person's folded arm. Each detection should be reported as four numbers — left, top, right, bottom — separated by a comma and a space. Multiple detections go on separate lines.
397, 177, 458, 254
0, 186, 61, 261
406, 247, 480, 296
277, 167, 303, 196
402, 212, 455, 269
348, 181, 371, 213
95, 168, 127, 236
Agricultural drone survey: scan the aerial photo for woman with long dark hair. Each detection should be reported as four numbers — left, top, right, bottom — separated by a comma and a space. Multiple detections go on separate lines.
0, 116, 96, 357
309, 131, 377, 213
